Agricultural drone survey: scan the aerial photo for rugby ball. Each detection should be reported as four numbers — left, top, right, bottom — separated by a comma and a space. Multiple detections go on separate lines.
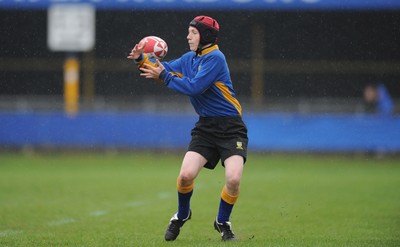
140, 36, 168, 60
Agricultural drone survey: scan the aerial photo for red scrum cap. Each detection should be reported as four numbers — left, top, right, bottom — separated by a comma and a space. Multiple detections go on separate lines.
189, 16, 219, 45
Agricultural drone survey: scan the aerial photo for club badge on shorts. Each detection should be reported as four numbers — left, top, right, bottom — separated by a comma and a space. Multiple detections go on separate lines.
236, 141, 243, 150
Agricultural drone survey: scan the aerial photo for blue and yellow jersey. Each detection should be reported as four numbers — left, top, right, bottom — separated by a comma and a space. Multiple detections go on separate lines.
135, 45, 242, 117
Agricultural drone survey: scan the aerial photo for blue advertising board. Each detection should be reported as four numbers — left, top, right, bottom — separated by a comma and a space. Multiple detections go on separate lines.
0, 0, 400, 10
1, 112, 400, 153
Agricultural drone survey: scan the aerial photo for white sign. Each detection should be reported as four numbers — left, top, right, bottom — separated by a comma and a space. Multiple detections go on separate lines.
48, 4, 95, 52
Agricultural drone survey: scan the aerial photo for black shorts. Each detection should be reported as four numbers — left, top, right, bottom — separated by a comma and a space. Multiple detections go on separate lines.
188, 116, 248, 170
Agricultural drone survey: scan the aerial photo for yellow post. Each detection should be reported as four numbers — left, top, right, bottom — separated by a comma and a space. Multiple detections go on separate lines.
64, 57, 79, 116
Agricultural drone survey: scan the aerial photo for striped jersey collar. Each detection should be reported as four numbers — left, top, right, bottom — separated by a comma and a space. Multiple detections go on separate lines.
197, 45, 219, 56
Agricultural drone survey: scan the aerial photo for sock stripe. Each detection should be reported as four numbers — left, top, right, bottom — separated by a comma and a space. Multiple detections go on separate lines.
176, 177, 194, 194
221, 185, 239, 205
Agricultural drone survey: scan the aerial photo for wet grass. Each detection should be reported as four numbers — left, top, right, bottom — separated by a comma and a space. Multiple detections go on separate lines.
0, 152, 399, 246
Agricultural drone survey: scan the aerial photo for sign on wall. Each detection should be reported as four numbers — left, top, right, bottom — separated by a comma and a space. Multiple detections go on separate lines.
47, 4, 95, 52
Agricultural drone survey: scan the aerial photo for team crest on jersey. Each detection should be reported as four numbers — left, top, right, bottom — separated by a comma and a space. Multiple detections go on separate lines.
236, 141, 243, 150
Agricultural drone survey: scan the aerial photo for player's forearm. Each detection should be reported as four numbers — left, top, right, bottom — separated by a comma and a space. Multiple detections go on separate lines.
162, 73, 212, 96
135, 54, 157, 69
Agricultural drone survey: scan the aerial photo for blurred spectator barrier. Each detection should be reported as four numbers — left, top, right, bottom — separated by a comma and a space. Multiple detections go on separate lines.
1, 112, 399, 153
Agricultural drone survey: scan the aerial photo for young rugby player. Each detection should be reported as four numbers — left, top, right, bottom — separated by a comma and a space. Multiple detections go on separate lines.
127, 15, 248, 241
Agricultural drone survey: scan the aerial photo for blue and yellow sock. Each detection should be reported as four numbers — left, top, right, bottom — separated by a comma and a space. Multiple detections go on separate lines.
217, 185, 239, 223
176, 177, 194, 220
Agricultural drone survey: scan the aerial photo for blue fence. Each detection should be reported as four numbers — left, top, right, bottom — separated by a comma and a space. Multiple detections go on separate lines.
1, 112, 399, 152
1, 0, 400, 10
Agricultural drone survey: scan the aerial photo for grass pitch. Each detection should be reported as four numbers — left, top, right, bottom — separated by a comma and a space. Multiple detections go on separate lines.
0, 152, 399, 246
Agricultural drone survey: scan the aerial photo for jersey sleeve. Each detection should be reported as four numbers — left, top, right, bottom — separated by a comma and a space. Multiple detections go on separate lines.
134, 54, 173, 82
134, 53, 157, 69
161, 57, 184, 78
160, 55, 223, 96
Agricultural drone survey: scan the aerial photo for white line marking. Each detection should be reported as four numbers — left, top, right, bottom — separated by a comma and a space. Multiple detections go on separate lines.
158, 192, 172, 199
89, 210, 108, 217
126, 201, 145, 207
0, 230, 22, 237
48, 218, 76, 226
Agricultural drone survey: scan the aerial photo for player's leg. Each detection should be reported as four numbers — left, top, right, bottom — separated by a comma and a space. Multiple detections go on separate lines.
165, 151, 207, 241
177, 151, 207, 219
224, 155, 244, 196
214, 155, 244, 241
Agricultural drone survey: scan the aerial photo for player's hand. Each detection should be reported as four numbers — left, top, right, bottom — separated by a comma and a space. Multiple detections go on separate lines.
139, 59, 165, 79
127, 40, 147, 60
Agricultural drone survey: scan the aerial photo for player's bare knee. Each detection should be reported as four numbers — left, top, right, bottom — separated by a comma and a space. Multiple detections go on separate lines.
226, 176, 241, 191
178, 172, 195, 185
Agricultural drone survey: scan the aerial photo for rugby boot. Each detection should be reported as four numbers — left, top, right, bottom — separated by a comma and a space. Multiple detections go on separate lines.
164, 210, 192, 241
214, 218, 236, 241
